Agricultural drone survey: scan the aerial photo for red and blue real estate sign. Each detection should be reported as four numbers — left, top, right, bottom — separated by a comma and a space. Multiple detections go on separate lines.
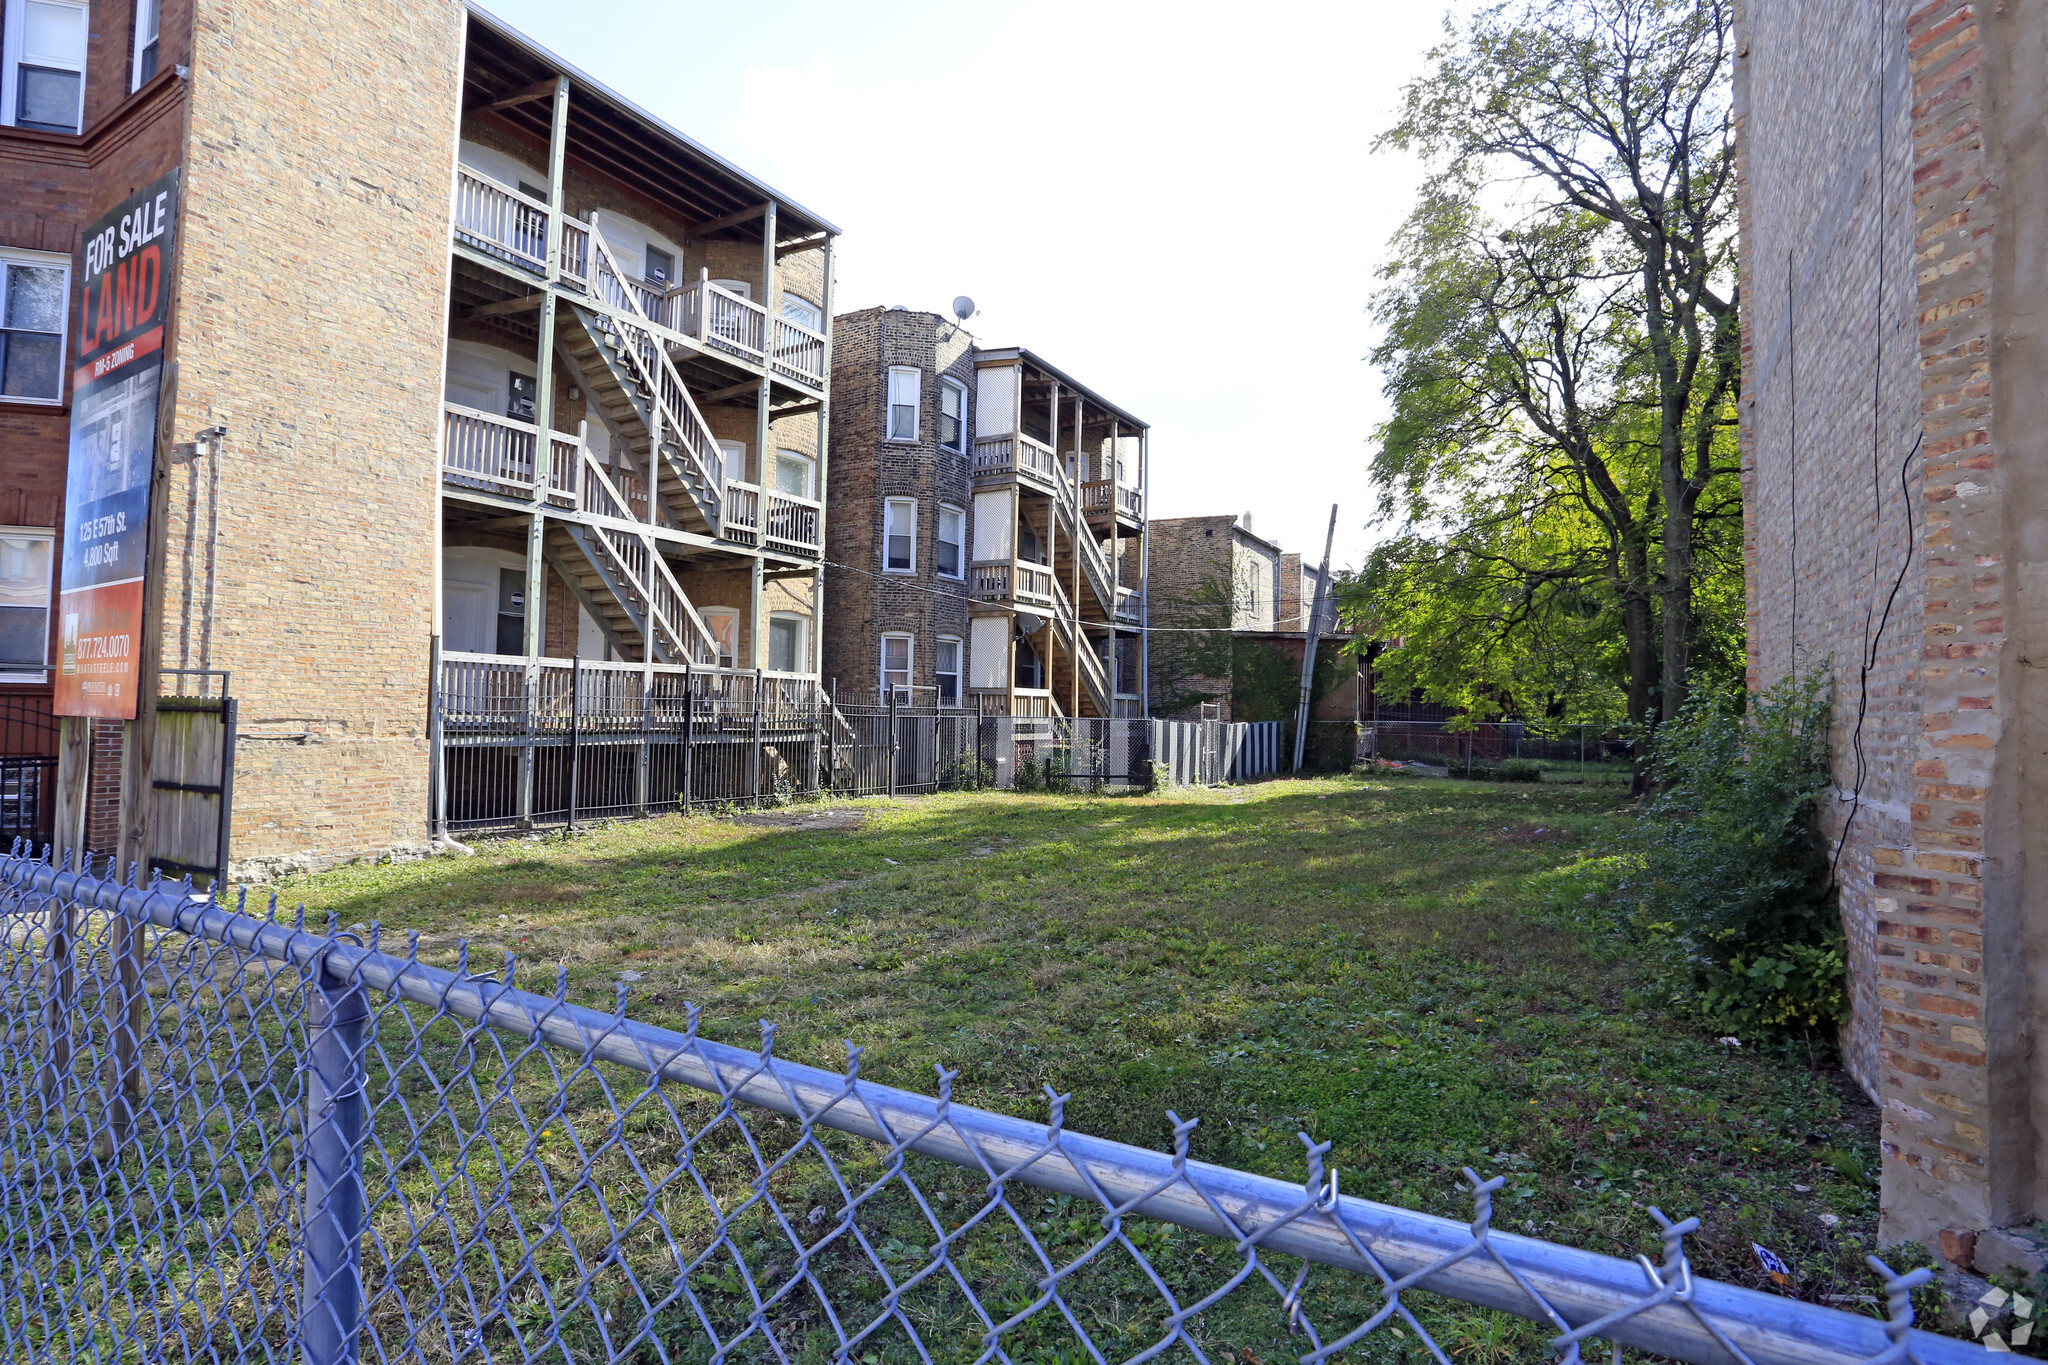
55, 169, 180, 720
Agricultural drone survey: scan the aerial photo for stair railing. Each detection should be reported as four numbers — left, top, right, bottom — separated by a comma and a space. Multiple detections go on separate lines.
582, 233, 725, 528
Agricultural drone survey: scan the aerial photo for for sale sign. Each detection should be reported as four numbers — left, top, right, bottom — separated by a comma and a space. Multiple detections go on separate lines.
55, 170, 179, 719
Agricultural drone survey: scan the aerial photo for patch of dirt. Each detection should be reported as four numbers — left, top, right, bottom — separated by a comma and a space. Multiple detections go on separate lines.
730, 809, 871, 832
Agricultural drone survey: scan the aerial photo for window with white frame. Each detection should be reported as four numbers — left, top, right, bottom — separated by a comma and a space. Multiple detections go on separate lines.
935, 505, 964, 579
934, 637, 961, 706
938, 378, 966, 453
779, 294, 822, 332
0, 248, 67, 403
767, 613, 806, 673
132, 0, 159, 88
701, 608, 739, 669
718, 440, 747, 484
3, 0, 88, 134
880, 633, 912, 697
883, 498, 916, 573
0, 528, 52, 677
886, 366, 919, 441
774, 449, 815, 498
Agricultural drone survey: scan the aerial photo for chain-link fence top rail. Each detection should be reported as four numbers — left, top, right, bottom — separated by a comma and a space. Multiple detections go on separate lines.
0, 848, 1986, 1365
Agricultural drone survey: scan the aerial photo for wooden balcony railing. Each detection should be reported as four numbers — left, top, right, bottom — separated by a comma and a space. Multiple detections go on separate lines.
722, 480, 762, 546
458, 171, 835, 413
1115, 587, 1141, 623
771, 315, 827, 387
442, 404, 578, 505
558, 218, 590, 286
1082, 479, 1143, 520
674, 273, 767, 361
971, 559, 1054, 607
972, 434, 1059, 486
763, 490, 822, 557
452, 167, 549, 274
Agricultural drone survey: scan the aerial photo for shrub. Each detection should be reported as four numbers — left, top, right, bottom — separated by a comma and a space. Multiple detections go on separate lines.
1500, 758, 1544, 783
1622, 671, 1841, 1039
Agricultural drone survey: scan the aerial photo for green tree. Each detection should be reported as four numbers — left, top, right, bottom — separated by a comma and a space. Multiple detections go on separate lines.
1345, 0, 1742, 727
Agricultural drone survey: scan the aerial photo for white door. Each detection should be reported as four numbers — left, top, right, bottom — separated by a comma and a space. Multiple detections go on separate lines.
719, 440, 747, 484
442, 583, 490, 654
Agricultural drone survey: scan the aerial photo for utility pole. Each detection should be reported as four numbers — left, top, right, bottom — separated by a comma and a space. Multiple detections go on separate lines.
1292, 505, 1338, 773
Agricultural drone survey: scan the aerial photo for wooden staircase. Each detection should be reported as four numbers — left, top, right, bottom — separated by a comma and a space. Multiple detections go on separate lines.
1052, 490, 1118, 620
1045, 582, 1112, 718
559, 307, 722, 536
546, 520, 718, 666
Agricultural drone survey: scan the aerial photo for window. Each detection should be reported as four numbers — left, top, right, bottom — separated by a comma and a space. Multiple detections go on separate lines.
883, 498, 916, 573
0, 529, 52, 676
4, 0, 87, 133
132, 0, 159, 89
507, 371, 536, 423
0, 249, 66, 403
718, 440, 747, 484
886, 366, 919, 441
774, 450, 815, 499
702, 608, 739, 669
935, 505, 964, 579
779, 294, 822, 332
939, 378, 966, 452
881, 634, 913, 697
495, 567, 527, 656
934, 637, 961, 706
768, 614, 806, 673
645, 245, 674, 286
710, 278, 750, 299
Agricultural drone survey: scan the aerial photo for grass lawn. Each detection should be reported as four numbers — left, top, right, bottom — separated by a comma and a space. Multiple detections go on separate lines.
278, 775, 1888, 1360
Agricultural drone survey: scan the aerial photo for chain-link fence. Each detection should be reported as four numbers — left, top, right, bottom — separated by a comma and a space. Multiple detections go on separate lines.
0, 847, 1986, 1364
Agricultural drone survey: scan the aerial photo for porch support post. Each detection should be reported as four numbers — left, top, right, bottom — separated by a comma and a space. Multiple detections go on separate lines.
543, 75, 570, 283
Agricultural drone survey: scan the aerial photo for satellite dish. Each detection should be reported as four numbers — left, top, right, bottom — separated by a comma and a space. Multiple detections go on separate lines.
952, 295, 976, 323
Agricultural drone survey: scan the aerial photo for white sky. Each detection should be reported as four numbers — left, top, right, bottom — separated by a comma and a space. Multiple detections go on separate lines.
477, 0, 1453, 573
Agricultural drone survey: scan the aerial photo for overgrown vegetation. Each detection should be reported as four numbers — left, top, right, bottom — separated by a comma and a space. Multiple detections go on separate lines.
1620, 673, 1843, 1039
275, 776, 1894, 1361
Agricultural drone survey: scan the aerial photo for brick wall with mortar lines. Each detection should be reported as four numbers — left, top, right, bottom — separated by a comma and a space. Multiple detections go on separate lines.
160, 0, 466, 875
823, 308, 974, 699
1737, 0, 2047, 1252
1144, 516, 1240, 718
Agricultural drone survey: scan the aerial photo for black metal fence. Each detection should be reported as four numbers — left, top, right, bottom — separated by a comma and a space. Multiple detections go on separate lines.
436, 653, 827, 832
0, 692, 58, 844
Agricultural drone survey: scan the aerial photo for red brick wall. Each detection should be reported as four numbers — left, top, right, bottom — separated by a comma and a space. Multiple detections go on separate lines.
1738, 0, 2048, 1253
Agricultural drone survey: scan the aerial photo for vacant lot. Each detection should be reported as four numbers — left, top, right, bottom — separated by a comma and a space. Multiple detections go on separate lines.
282, 776, 1887, 1354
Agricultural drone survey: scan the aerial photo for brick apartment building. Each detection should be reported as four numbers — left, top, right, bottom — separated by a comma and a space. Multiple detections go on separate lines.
823, 306, 1149, 719
1145, 513, 1358, 728
0, 0, 837, 873
1738, 0, 2048, 1263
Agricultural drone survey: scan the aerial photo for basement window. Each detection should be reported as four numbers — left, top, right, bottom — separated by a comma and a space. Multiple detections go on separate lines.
881, 633, 913, 698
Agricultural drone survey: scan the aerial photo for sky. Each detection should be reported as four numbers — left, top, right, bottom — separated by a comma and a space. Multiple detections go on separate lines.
477, 0, 1455, 573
